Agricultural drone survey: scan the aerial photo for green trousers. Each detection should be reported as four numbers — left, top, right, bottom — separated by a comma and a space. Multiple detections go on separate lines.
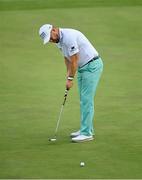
77, 58, 103, 136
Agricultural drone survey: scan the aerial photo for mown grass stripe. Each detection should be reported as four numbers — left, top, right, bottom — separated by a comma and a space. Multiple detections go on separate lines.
0, 0, 142, 11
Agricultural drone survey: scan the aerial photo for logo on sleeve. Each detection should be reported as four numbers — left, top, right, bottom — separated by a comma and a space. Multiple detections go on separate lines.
69, 45, 78, 55
71, 46, 75, 50
70, 46, 77, 52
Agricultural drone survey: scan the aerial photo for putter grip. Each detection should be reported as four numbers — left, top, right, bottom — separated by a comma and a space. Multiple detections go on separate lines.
64, 89, 68, 97
62, 89, 68, 105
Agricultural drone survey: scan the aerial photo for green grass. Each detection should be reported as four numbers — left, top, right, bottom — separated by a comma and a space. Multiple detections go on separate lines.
0, 0, 142, 11
0, 0, 142, 179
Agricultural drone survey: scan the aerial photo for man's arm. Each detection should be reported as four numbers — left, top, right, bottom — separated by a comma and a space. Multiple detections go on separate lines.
64, 53, 79, 77
64, 57, 70, 77
64, 53, 79, 90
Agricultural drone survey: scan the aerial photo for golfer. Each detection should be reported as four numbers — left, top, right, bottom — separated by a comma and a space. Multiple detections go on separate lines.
39, 24, 103, 142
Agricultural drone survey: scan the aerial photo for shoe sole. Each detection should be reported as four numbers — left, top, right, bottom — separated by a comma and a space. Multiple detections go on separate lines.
72, 137, 94, 143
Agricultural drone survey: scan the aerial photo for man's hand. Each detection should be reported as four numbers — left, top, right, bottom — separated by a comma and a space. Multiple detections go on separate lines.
66, 80, 73, 90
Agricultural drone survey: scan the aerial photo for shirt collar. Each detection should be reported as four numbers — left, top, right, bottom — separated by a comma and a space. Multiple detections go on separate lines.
58, 29, 63, 43
57, 28, 63, 48
59, 28, 63, 40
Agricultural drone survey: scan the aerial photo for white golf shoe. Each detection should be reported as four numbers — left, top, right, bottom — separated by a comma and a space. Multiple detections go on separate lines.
72, 134, 94, 143
70, 130, 80, 138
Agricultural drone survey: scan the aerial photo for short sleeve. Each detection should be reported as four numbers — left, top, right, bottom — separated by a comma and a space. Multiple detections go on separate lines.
66, 39, 79, 56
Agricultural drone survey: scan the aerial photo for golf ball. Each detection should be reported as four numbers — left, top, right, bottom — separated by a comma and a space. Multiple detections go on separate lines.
80, 162, 85, 167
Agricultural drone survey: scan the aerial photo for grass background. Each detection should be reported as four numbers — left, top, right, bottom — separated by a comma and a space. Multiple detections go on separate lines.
0, 0, 142, 179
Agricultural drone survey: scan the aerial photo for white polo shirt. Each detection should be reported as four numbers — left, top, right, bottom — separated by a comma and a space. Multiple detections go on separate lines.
57, 28, 99, 68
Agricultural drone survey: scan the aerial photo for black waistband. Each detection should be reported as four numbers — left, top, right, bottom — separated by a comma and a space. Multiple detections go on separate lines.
80, 56, 100, 68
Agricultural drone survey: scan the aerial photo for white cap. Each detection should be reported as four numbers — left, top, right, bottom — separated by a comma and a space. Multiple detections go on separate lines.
39, 24, 53, 44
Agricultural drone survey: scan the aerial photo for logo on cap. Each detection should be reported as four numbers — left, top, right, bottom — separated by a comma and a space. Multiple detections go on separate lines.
40, 32, 47, 40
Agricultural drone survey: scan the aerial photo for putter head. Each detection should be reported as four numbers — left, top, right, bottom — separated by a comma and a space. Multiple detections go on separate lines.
49, 137, 57, 142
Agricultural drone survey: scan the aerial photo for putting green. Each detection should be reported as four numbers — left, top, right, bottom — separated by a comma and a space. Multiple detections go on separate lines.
0, 0, 142, 179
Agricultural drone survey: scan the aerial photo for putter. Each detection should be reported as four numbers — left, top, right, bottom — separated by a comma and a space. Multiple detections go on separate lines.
49, 89, 69, 142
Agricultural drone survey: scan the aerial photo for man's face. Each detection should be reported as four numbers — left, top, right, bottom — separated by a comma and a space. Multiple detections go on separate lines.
49, 28, 60, 43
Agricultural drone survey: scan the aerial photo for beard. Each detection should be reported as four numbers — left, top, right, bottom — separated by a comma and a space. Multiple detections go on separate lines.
55, 38, 60, 43
55, 34, 60, 43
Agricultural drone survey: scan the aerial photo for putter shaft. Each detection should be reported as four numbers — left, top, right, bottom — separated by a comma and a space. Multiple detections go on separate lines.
54, 104, 64, 135
54, 89, 68, 136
